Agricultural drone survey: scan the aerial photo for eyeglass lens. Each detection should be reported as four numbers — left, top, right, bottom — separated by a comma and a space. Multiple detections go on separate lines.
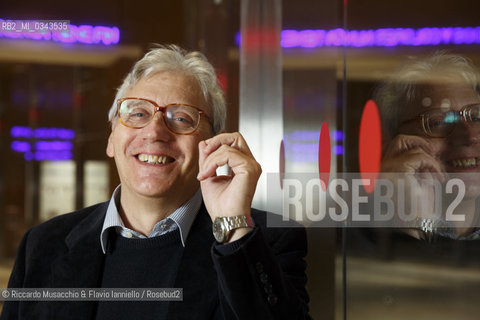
119, 99, 201, 133
425, 104, 480, 137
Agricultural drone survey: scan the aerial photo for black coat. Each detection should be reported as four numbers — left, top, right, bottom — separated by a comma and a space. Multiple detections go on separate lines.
1, 202, 310, 319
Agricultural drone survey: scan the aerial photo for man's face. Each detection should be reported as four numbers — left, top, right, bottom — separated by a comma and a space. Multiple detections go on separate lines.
106, 71, 213, 203
398, 81, 480, 196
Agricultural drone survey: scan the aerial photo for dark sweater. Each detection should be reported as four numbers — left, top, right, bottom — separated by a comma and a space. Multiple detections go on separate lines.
95, 229, 184, 320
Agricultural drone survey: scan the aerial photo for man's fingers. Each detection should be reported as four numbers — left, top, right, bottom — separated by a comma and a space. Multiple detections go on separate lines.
382, 146, 447, 181
198, 132, 260, 181
198, 144, 261, 181
384, 134, 436, 158
200, 132, 254, 158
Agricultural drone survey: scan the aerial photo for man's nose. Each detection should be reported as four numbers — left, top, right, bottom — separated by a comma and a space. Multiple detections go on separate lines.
142, 111, 173, 140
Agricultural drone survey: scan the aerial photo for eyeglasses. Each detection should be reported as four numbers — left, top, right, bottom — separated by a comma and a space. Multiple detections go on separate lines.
402, 103, 480, 138
116, 97, 212, 135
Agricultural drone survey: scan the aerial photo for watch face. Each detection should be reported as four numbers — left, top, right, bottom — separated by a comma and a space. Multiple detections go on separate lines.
213, 219, 225, 242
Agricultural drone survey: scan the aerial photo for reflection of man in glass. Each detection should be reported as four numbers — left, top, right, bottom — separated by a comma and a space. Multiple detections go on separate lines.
375, 52, 480, 240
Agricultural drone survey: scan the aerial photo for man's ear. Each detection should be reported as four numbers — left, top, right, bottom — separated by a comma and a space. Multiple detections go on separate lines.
106, 132, 114, 158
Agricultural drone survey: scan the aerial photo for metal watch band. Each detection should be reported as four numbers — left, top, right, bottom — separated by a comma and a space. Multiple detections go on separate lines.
213, 215, 254, 243
224, 215, 254, 231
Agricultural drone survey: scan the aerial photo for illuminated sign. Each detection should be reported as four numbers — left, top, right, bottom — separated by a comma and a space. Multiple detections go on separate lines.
10, 126, 75, 161
0, 19, 120, 45
236, 26, 480, 48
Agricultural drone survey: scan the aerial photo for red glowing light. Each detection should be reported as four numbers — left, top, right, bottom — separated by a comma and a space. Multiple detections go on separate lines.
318, 122, 331, 191
216, 71, 228, 91
359, 100, 382, 193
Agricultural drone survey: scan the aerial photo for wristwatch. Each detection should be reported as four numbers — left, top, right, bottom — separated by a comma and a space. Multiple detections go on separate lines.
212, 215, 254, 243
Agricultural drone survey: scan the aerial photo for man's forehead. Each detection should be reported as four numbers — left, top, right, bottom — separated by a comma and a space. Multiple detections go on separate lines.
126, 71, 207, 104
396, 81, 477, 123
411, 81, 476, 105
132, 71, 197, 90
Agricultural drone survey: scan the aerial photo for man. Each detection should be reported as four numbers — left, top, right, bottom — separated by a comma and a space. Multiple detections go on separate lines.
1, 45, 310, 319
376, 52, 480, 239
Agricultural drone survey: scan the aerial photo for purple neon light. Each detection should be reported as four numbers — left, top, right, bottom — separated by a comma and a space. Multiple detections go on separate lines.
290, 143, 318, 154
10, 126, 32, 138
283, 130, 345, 163
334, 145, 344, 155
11, 126, 75, 139
35, 140, 73, 151
236, 26, 480, 48
11, 126, 75, 161
32, 151, 72, 161
285, 130, 319, 141
13, 140, 73, 160
0, 20, 120, 46
334, 130, 343, 141
285, 130, 344, 141
35, 128, 75, 139
11, 141, 31, 153
23, 151, 72, 161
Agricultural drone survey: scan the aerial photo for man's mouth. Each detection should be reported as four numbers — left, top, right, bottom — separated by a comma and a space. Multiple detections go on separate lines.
449, 157, 478, 169
137, 154, 175, 165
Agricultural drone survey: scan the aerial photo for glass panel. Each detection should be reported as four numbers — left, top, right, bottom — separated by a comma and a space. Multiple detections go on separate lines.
344, 0, 480, 319
239, 0, 283, 210
280, 1, 343, 319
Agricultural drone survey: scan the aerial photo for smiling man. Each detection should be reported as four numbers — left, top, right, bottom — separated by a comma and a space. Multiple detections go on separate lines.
1, 45, 310, 320
377, 52, 480, 239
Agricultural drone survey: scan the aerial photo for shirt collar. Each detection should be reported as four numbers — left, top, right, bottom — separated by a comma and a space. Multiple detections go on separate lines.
100, 185, 202, 254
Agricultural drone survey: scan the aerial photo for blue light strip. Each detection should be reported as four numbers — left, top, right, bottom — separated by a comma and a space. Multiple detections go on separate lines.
236, 26, 480, 48
0, 19, 120, 46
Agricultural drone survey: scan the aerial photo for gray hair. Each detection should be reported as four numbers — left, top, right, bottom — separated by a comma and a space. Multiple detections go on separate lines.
374, 51, 480, 142
108, 44, 226, 134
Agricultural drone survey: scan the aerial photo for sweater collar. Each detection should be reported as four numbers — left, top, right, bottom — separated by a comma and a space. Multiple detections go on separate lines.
100, 185, 202, 254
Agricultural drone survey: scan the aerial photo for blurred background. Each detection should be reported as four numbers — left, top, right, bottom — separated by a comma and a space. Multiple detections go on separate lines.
1, 0, 480, 319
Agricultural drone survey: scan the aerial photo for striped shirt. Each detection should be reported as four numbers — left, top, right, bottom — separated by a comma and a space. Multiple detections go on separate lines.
100, 185, 202, 254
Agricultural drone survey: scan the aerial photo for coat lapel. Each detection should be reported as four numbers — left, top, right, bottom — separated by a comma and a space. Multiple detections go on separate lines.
168, 204, 220, 319
50, 202, 107, 319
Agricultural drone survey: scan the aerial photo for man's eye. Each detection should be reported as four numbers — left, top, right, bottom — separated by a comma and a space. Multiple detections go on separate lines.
170, 112, 194, 125
174, 116, 191, 123
430, 121, 444, 128
132, 112, 146, 118
129, 108, 150, 118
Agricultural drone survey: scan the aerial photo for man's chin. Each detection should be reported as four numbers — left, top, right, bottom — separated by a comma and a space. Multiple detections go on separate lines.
132, 181, 174, 198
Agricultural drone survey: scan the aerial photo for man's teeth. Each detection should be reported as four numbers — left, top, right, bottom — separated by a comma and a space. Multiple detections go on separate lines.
451, 158, 477, 168
137, 154, 172, 164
